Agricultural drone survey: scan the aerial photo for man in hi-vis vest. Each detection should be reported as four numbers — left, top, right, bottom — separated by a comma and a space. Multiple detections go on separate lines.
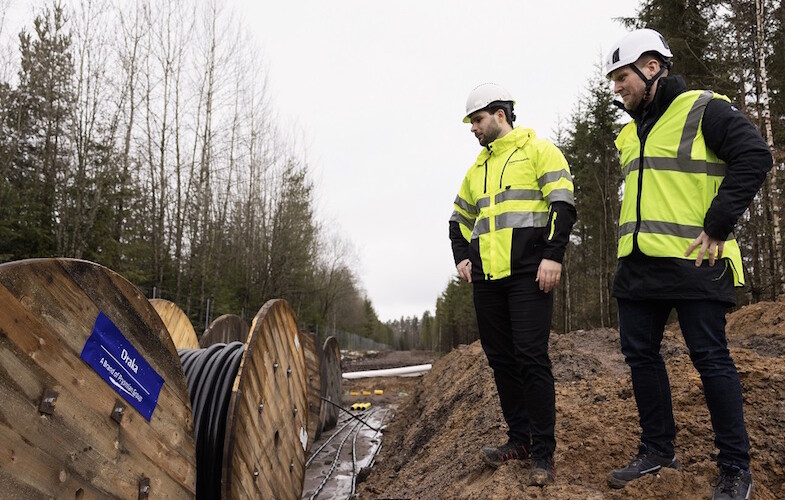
449, 83, 576, 486
604, 29, 772, 500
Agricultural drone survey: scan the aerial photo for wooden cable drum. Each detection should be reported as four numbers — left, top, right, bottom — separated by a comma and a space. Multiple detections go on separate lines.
319, 336, 342, 432
0, 258, 196, 499
199, 314, 249, 348
178, 299, 308, 499
299, 331, 324, 452
223, 298, 308, 499
150, 299, 200, 350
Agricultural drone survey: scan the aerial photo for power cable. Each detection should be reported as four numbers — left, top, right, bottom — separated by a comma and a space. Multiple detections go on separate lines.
306, 417, 356, 468
308, 410, 377, 500
351, 407, 390, 498
178, 342, 245, 500
319, 396, 381, 432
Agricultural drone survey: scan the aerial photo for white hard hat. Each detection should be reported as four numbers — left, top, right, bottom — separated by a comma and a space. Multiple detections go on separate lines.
605, 28, 673, 77
463, 83, 515, 123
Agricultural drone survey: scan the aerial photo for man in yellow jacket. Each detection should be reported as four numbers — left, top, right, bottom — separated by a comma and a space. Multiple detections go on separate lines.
449, 83, 576, 486
604, 29, 771, 500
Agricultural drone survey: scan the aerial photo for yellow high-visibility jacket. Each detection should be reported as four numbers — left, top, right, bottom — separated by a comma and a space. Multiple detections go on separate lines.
449, 127, 575, 281
615, 90, 744, 286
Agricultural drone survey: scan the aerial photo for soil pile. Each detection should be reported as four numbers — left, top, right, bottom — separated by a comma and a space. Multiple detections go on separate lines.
357, 303, 785, 499
725, 299, 785, 360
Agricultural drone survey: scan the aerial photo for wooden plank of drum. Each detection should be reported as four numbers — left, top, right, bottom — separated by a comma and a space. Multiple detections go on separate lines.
149, 299, 200, 350
199, 314, 249, 348
299, 331, 324, 451
320, 336, 342, 432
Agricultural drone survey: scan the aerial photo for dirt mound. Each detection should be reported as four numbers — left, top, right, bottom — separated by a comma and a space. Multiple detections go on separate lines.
727, 298, 785, 337
664, 299, 785, 358
724, 299, 785, 359
357, 315, 785, 499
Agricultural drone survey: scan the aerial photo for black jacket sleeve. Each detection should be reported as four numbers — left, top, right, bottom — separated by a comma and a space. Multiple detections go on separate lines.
702, 99, 773, 240
449, 221, 470, 265
541, 201, 577, 263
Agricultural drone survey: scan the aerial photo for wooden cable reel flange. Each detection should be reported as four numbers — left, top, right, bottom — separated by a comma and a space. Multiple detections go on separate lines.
0, 258, 196, 499
319, 336, 342, 432
150, 299, 200, 350
221, 299, 308, 499
299, 331, 324, 452
199, 314, 249, 348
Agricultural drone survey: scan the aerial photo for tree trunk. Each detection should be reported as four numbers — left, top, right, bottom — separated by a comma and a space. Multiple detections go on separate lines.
755, 0, 783, 296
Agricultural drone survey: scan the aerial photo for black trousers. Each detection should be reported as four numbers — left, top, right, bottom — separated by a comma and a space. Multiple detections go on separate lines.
473, 273, 556, 459
618, 298, 750, 469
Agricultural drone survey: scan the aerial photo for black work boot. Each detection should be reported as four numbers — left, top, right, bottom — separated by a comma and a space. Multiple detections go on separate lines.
712, 465, 753, 500
481, 440, 529, 467
607, 443, 680, 489
528, 455, 555, 486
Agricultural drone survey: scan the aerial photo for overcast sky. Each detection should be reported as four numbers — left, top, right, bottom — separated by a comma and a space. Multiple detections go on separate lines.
4, 0, 642, 322
240, 0, 641, 321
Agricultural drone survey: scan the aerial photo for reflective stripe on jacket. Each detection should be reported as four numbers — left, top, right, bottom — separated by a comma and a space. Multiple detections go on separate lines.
615, 90, 744, 286
450, 127, 574, 280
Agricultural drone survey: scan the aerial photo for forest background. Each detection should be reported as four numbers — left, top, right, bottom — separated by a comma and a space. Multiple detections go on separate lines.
0, 0, 782, 351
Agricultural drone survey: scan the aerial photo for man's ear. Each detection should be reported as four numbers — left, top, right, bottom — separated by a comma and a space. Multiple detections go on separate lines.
644, 57, 661, 78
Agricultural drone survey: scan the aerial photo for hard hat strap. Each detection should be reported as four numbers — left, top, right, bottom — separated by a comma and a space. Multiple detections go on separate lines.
629, 62, 669, 104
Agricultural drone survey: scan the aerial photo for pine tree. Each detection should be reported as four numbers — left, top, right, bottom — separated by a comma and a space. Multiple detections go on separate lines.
419, 310, 435, 350
0, 80, 17, 260
622, 0, 735, 95
721, 0, 784, 300
1, 4, 74, 260
770, 2, 785, 149
434, 277, 477, 352
560, 64, 623, 328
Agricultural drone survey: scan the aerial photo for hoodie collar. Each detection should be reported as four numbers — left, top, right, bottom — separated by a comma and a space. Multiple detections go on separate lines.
476, 127, 534, 165
618, 74, 688, 123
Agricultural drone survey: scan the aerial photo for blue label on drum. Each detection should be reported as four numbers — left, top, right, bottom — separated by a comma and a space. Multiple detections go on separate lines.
80, 312, 165, 421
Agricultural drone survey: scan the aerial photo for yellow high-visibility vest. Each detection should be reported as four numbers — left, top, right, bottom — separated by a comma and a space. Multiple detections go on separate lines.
450, 127, 574, 280
616, 90, 744, 286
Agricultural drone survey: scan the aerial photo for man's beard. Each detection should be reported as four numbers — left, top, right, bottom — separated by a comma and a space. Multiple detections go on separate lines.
479, 123, 501, 146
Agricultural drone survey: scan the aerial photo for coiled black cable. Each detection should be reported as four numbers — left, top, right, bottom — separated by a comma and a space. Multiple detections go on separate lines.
178, 342, 245, 499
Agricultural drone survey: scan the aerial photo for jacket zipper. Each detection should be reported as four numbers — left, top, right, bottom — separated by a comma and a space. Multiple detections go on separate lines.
498, 150, 518, 189
634, 141, 644, 252
483, 160, 488, 194
481, 158, 489, 278
634, 119, 656, 253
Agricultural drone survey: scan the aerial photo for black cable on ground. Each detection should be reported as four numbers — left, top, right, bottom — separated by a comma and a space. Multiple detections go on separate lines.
319, 396, 381, 432
308, 411, 373, 500
306, 415, 356, 468
179, 342, 245, 500
351, 407, 390, 497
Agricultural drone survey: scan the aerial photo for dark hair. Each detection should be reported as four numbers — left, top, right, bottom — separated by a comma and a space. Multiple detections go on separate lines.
640, 51, 672, 72
487, 101, 515, 126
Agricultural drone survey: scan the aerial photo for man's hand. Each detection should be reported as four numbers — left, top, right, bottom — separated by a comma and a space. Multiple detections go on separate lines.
457, 259, 472, 282
536, 259, 562, 293
685, 231, 725, 266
